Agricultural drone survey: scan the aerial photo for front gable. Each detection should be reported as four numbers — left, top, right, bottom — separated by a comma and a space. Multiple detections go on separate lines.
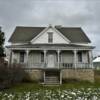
31, 26, 70, 44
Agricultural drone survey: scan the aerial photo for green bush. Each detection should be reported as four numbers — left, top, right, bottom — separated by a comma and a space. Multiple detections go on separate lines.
0, 63, 25, 89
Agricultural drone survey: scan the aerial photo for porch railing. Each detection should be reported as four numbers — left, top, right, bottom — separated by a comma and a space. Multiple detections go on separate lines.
76, 63, 92, 69
59, 63, 92, 69
19, 62, 93, 69
59, 63, 73, 68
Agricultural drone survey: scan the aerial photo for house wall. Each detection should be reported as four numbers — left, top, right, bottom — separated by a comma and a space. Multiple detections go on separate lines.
32, 28, 69, 44
11, 51, 42, 64
12, 51, 20, 63
28, 51, 41, 64
61, 51, 74, 63
61, 51, 89, 63
82, 51, 88, 63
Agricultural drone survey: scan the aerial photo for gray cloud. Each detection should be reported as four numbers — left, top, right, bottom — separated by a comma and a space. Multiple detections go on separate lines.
0, 0, 100, 56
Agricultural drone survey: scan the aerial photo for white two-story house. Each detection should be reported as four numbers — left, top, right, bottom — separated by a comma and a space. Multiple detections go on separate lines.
7, 25, 95, 84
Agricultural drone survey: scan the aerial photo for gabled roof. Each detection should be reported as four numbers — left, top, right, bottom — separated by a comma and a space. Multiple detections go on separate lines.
9, 26, 91, 43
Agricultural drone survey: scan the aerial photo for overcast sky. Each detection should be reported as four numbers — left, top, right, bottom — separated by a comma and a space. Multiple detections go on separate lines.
0, 0, 100, 56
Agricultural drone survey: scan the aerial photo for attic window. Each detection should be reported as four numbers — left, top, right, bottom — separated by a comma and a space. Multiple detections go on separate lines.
48, 32, 53, 43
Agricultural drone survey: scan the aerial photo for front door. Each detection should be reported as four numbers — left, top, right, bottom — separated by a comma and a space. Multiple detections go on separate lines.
47, 54, 55, 68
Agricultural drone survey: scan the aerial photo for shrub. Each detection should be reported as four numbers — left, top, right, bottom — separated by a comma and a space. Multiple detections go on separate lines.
9, 64, 25, 84
0, 62, 25, 90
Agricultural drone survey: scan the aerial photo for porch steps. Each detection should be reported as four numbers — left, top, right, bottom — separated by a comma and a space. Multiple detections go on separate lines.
45, 76, 60, 84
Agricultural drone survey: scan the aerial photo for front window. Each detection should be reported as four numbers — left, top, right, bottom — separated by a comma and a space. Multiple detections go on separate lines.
41, 52, 44, 62
48, 32, 53, 43
19, 52, 24, 63
78, 52, 82, 62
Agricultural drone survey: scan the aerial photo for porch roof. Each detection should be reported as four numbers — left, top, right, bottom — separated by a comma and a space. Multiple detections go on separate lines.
6, 44, 94, 50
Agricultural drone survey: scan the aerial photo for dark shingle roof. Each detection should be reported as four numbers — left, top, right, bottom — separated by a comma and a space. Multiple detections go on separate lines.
9, 27, 45, 43
57, 27, 91, 43
9, 26, 91, 43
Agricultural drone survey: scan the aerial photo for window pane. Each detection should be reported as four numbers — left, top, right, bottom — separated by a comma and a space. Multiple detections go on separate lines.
48, 32, 53, 43
78, 52, 82, 62
20, 52, 24, 63
41, 52, 44, 62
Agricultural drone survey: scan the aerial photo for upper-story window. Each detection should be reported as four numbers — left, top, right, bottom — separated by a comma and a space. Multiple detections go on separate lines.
19, 52, 24, 63
48, 32, 53, 43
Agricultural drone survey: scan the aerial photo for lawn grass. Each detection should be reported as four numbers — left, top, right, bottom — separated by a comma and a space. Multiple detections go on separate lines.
1, 80, 100, 93
1, 83, 100, 100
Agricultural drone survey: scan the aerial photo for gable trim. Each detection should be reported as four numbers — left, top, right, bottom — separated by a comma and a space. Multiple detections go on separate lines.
31, 26, 71, 44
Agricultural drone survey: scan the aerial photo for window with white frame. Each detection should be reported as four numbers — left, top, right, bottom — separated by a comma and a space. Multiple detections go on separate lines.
19, 52, 24, 63
48, 32, 53, 43
78, 52, 82, 62
41, 52, 44, 62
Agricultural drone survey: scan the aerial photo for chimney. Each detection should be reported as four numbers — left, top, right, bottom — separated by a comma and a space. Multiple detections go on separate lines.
48, 24, 52, 28
55, 25, 62, 29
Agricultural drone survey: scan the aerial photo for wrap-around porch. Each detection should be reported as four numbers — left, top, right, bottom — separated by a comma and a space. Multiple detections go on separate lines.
10, 49, 93, 69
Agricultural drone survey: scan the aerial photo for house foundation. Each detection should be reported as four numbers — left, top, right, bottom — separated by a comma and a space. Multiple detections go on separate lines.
24, 69, 94, 83
24, 69, 44, 82
62, 69, 94, 83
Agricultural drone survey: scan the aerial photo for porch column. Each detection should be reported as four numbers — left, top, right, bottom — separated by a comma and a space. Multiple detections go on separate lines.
60, 71, 62, 84
88, 50, 93, 68
57, 50, 60, 68
73, 50, 77, 68
44, 50, 47, 68
9, 49, 13, 66
44, 71, 45, 84
26, 50, 29, 68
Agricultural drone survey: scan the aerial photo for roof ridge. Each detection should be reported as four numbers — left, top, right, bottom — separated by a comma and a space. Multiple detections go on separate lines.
16, 26, 46, 28
57, 27, 81, 28
16, 26, 81, 28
